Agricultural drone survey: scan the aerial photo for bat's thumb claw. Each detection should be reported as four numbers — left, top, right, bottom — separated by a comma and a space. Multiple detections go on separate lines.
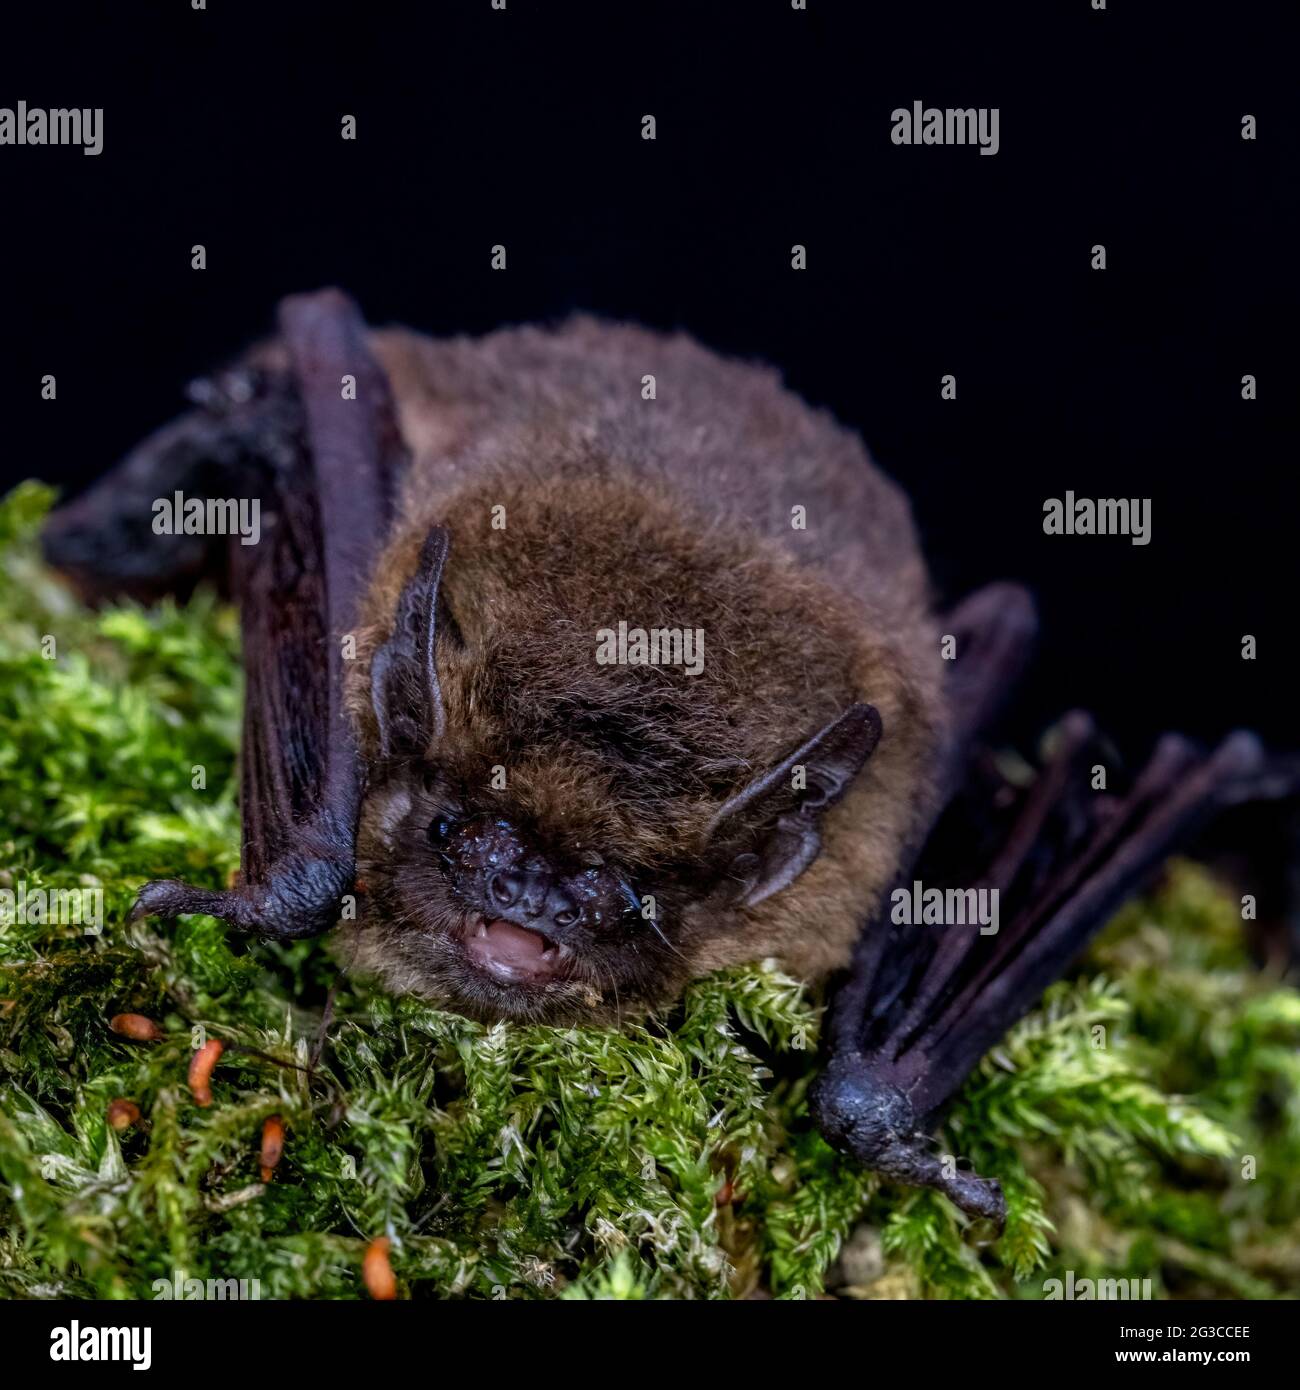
937, 1170, 1007, 1231
129, 879, 203, 923
130, 859, 349, 939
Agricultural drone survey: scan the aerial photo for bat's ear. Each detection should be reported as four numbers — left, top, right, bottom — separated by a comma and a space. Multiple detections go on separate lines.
370, 526, 451, 759
708, 702, 882, 907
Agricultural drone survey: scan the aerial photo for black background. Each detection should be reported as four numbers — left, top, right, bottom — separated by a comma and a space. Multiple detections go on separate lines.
1, 0, 1294, 752
0, 1296, 1290, 1373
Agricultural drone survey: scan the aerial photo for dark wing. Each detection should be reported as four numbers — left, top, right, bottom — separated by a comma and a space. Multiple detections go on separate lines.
811, 583, 1298, 1224
46, 288, 404, 939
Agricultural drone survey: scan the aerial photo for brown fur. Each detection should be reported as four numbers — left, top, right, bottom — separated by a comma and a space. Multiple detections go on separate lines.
335, 318, 945, 1020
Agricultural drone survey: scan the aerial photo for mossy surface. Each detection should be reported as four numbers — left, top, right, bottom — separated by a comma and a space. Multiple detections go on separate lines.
1, 482, 1297, 1300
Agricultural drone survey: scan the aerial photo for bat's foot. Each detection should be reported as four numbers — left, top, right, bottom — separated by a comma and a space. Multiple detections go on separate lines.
129, 878, 239, 924
130, 849, 355, 940
813, 709, 1300, 1226
809, 1052, 1006, 1228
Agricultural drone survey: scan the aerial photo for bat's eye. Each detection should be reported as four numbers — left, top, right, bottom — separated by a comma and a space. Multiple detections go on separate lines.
554, 907, 579, 927
428, 816, 458, 851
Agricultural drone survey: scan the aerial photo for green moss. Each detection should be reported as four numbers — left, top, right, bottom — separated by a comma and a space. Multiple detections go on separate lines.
1, 482, 1296, 1300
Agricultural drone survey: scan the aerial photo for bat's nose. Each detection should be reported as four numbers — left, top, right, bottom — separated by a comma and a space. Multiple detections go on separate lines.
486, 868, 580, 934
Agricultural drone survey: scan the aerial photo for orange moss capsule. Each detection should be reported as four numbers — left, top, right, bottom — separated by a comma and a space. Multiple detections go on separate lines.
106, 1099, 141, 1131
363, 1236, 398, 1300
187, 1038, 224, 1106
260, 1114, 285, 1182
109, 1013, 163, 1042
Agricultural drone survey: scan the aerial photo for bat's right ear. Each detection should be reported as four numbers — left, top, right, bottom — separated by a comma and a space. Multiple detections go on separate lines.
370, 526, 451, 758
708, 702, 882, 907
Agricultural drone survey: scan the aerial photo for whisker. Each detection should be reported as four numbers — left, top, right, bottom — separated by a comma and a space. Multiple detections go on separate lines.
644, 915, 690, 965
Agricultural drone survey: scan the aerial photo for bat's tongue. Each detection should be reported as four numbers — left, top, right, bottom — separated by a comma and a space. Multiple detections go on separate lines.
468, 919, 559, 984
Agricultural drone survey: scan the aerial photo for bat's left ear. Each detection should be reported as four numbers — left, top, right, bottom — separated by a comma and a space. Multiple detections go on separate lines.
370, 526, 451, 759
708, 702, 882, 907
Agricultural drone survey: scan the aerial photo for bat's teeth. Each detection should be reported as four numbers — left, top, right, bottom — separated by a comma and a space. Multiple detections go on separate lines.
473, 918, 488, 938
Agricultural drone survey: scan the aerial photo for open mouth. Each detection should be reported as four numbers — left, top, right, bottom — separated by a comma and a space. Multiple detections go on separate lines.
461, 915, 574, 986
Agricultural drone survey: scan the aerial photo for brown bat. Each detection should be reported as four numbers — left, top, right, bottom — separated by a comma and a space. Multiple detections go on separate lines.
42, 289, 1293, 1224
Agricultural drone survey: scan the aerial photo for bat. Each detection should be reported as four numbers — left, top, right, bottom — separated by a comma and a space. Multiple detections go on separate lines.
42, 289, 1295, 1225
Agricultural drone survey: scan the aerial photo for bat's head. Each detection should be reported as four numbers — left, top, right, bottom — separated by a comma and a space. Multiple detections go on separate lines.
353, 708, 881, 1026
345, 493, 917, 1026
356, 779, 664, 1023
